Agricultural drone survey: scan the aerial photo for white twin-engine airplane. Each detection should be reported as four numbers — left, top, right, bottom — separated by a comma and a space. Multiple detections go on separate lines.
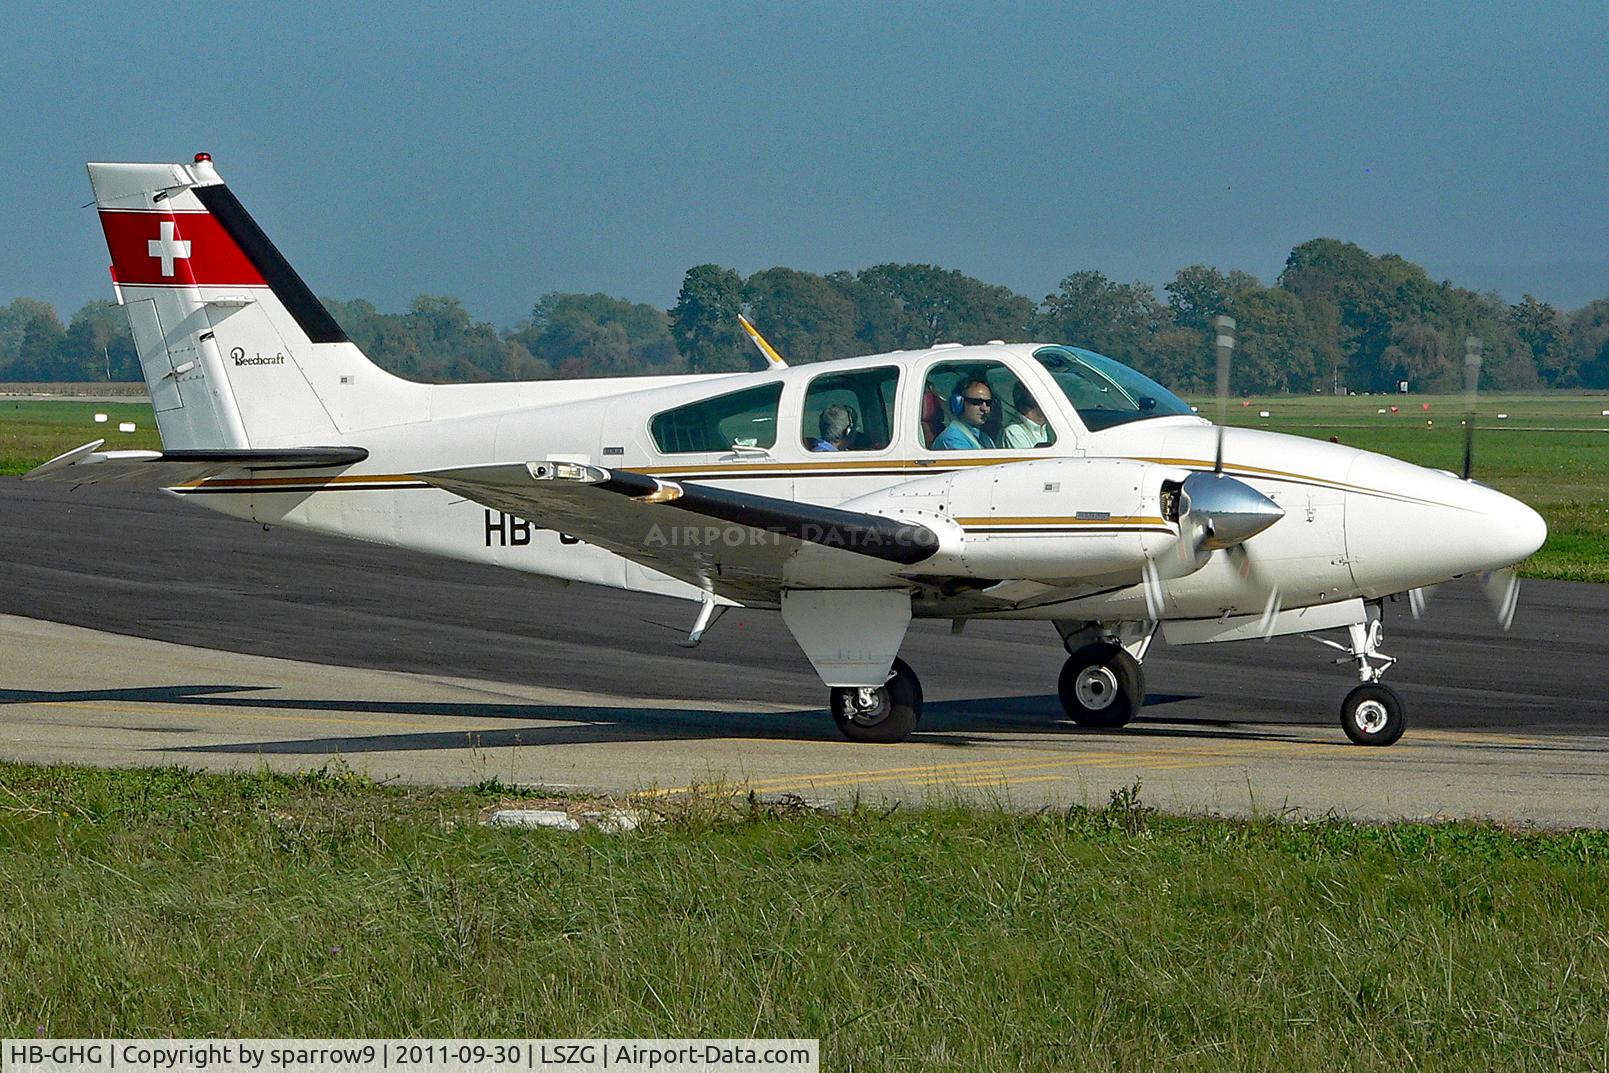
29, 155, 1547, 747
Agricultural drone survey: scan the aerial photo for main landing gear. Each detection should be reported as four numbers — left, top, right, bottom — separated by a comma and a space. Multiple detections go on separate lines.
830, 657, 923, 743
1058, 643, 1146, 728
1052, 622, 1153, 729
1319, 615, 1406, 746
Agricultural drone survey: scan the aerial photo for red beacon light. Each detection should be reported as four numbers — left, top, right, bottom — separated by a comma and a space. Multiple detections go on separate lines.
194, 152, 212, 163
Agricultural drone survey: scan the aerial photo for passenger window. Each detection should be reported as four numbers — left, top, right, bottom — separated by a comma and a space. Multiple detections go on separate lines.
800, 366, 899, 452
650, 382, 783, 454
919, 361, 1056, 451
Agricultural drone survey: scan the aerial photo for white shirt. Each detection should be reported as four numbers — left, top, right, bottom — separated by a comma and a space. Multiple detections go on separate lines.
1002, 417, 1049, 449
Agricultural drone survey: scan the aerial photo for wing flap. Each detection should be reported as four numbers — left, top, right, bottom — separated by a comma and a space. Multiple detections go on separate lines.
23, 440, 368, 487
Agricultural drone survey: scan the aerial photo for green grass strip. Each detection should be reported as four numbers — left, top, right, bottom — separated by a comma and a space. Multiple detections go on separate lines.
1, 763, 1606, 1071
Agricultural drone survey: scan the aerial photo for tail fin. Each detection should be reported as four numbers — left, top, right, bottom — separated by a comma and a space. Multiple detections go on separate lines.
89, 154, 426, 449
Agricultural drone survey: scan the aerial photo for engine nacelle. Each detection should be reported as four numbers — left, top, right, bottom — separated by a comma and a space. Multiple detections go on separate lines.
845, 456, 1195, 584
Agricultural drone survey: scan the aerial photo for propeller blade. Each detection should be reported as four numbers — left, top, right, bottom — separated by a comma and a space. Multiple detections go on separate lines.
1462, 335, 1482, 481
1481, 567, 1520, 631
1406, 586, 1435, 620
1257, 587, 1283, 641
1213, 315, 1235, 476
1141, 558, 1166, 620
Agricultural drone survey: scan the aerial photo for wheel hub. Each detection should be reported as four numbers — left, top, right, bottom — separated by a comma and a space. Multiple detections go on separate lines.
1075, 665, 1119, 711
1354, 698, 1389, 734
846, 686, 890, 726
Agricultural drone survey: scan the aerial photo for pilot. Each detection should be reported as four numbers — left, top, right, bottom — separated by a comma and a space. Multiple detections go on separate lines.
812, 404, 857, 451
932, 379, 997, 450
1002, 382, 1050, 449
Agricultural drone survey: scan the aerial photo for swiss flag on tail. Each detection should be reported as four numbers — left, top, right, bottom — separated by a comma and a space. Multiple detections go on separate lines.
101, 209, 266, 288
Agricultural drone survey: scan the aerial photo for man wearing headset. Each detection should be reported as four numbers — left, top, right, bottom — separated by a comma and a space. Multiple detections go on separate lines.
811, 403, 857, 451
931, 378, 997, 450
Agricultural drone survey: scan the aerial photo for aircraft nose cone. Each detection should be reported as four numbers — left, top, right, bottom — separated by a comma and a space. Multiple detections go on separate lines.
1344, 451, 1549, 593
1490, 491, 1547, 566
1180, 471, 1285, 550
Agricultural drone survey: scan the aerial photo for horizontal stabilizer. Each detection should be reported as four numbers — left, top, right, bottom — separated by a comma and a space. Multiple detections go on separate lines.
23, 440, 368, 487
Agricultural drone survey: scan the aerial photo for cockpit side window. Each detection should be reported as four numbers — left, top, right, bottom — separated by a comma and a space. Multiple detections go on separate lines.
801, 366, 899, 452
1033, 346, 1194, 431
649, 382, 783, 454
919, 360, 1056, 451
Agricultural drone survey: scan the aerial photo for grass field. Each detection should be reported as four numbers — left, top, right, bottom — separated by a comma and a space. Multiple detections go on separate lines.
1, 765, 1607, 1070
0, 397, 162, 473
3, 393, 1606, 580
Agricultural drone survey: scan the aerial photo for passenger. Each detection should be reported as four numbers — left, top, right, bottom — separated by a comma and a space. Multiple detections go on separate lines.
812, 404, 856, 451
931, 379, 997, 450
1002, 383, 1050, 449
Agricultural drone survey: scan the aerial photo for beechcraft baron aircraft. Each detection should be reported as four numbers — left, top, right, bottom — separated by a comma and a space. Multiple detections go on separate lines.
27, 155, 1548, 746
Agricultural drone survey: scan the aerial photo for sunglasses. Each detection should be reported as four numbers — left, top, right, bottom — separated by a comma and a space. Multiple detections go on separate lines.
962, 396, 993, 408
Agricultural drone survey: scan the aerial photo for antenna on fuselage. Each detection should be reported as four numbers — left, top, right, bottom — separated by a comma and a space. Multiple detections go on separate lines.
1461, 335, 1483, 481
738, 314, 789, 369
1212, 315, 1235, 476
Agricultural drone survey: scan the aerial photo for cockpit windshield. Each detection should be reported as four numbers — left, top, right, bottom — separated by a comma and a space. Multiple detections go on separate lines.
1033, 346, 1195, 431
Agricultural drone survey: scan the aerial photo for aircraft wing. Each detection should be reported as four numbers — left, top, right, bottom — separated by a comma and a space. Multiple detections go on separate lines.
414, 460, 943, 605
23, 439, 369, 487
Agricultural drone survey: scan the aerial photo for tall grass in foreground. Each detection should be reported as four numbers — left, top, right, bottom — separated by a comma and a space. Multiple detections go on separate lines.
1, 763, 1606, 1071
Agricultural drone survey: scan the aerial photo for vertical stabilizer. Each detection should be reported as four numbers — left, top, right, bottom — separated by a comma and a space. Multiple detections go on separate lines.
89, 155, 428, 449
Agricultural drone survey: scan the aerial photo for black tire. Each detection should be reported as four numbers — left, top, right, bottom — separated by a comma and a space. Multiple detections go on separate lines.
1341, 682, 1405, 746
1058, 643, 1145, 728
831, 657, 922, 743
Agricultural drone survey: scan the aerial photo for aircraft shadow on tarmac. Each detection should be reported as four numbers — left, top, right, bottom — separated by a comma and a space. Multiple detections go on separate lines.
11, 681, 1557, 755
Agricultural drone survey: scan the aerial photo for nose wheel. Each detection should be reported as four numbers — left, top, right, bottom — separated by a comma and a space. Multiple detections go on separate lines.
830, 657, 922, 743
1340, 683, 1405, 746
1058, 643, 1145, 728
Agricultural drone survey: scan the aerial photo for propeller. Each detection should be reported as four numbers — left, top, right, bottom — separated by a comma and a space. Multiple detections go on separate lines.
1144, 469, 1285, 620
1205, 315, 1282, 635
1462, 335, 1482, 480
1406, 568, 1519, 631
1213, 315, 1235, 475
1408, 335, 1521, 631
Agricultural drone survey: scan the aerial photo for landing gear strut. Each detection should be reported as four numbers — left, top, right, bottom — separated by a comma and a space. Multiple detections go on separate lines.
830, 657, 922, 743
1058, 643, 1146, 728
1316, 612, 1406, 746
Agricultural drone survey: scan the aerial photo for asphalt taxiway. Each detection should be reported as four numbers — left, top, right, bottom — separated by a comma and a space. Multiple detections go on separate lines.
4, 481, 1607, 824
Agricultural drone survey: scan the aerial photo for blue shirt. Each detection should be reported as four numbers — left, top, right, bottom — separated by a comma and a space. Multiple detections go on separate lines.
931, 421, 996, 450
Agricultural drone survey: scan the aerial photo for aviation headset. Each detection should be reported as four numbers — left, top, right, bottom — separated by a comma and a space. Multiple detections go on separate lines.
950, 378, 992, 417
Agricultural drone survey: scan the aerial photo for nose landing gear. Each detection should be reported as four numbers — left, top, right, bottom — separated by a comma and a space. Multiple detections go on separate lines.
1317, 614, 1406, 746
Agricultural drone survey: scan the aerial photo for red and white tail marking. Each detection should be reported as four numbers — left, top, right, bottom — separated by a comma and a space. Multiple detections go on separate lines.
102, 210, 263, 288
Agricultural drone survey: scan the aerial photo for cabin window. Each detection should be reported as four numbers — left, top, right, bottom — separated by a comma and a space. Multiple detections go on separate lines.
649, 382, 784, 454
919, 360, 1057, 451
800, 366, 899, 452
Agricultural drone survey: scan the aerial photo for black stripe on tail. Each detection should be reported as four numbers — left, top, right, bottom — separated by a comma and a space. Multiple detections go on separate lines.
193, 185, 349, 344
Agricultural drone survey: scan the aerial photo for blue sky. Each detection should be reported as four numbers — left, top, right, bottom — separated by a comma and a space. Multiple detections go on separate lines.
4, 2, 1607, 325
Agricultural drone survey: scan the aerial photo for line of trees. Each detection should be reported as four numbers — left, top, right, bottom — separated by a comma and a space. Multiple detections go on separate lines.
6, 238, 1609, 393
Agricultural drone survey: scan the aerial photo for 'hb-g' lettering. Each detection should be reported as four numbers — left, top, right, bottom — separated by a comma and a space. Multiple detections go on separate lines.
484, 509, 532, 546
